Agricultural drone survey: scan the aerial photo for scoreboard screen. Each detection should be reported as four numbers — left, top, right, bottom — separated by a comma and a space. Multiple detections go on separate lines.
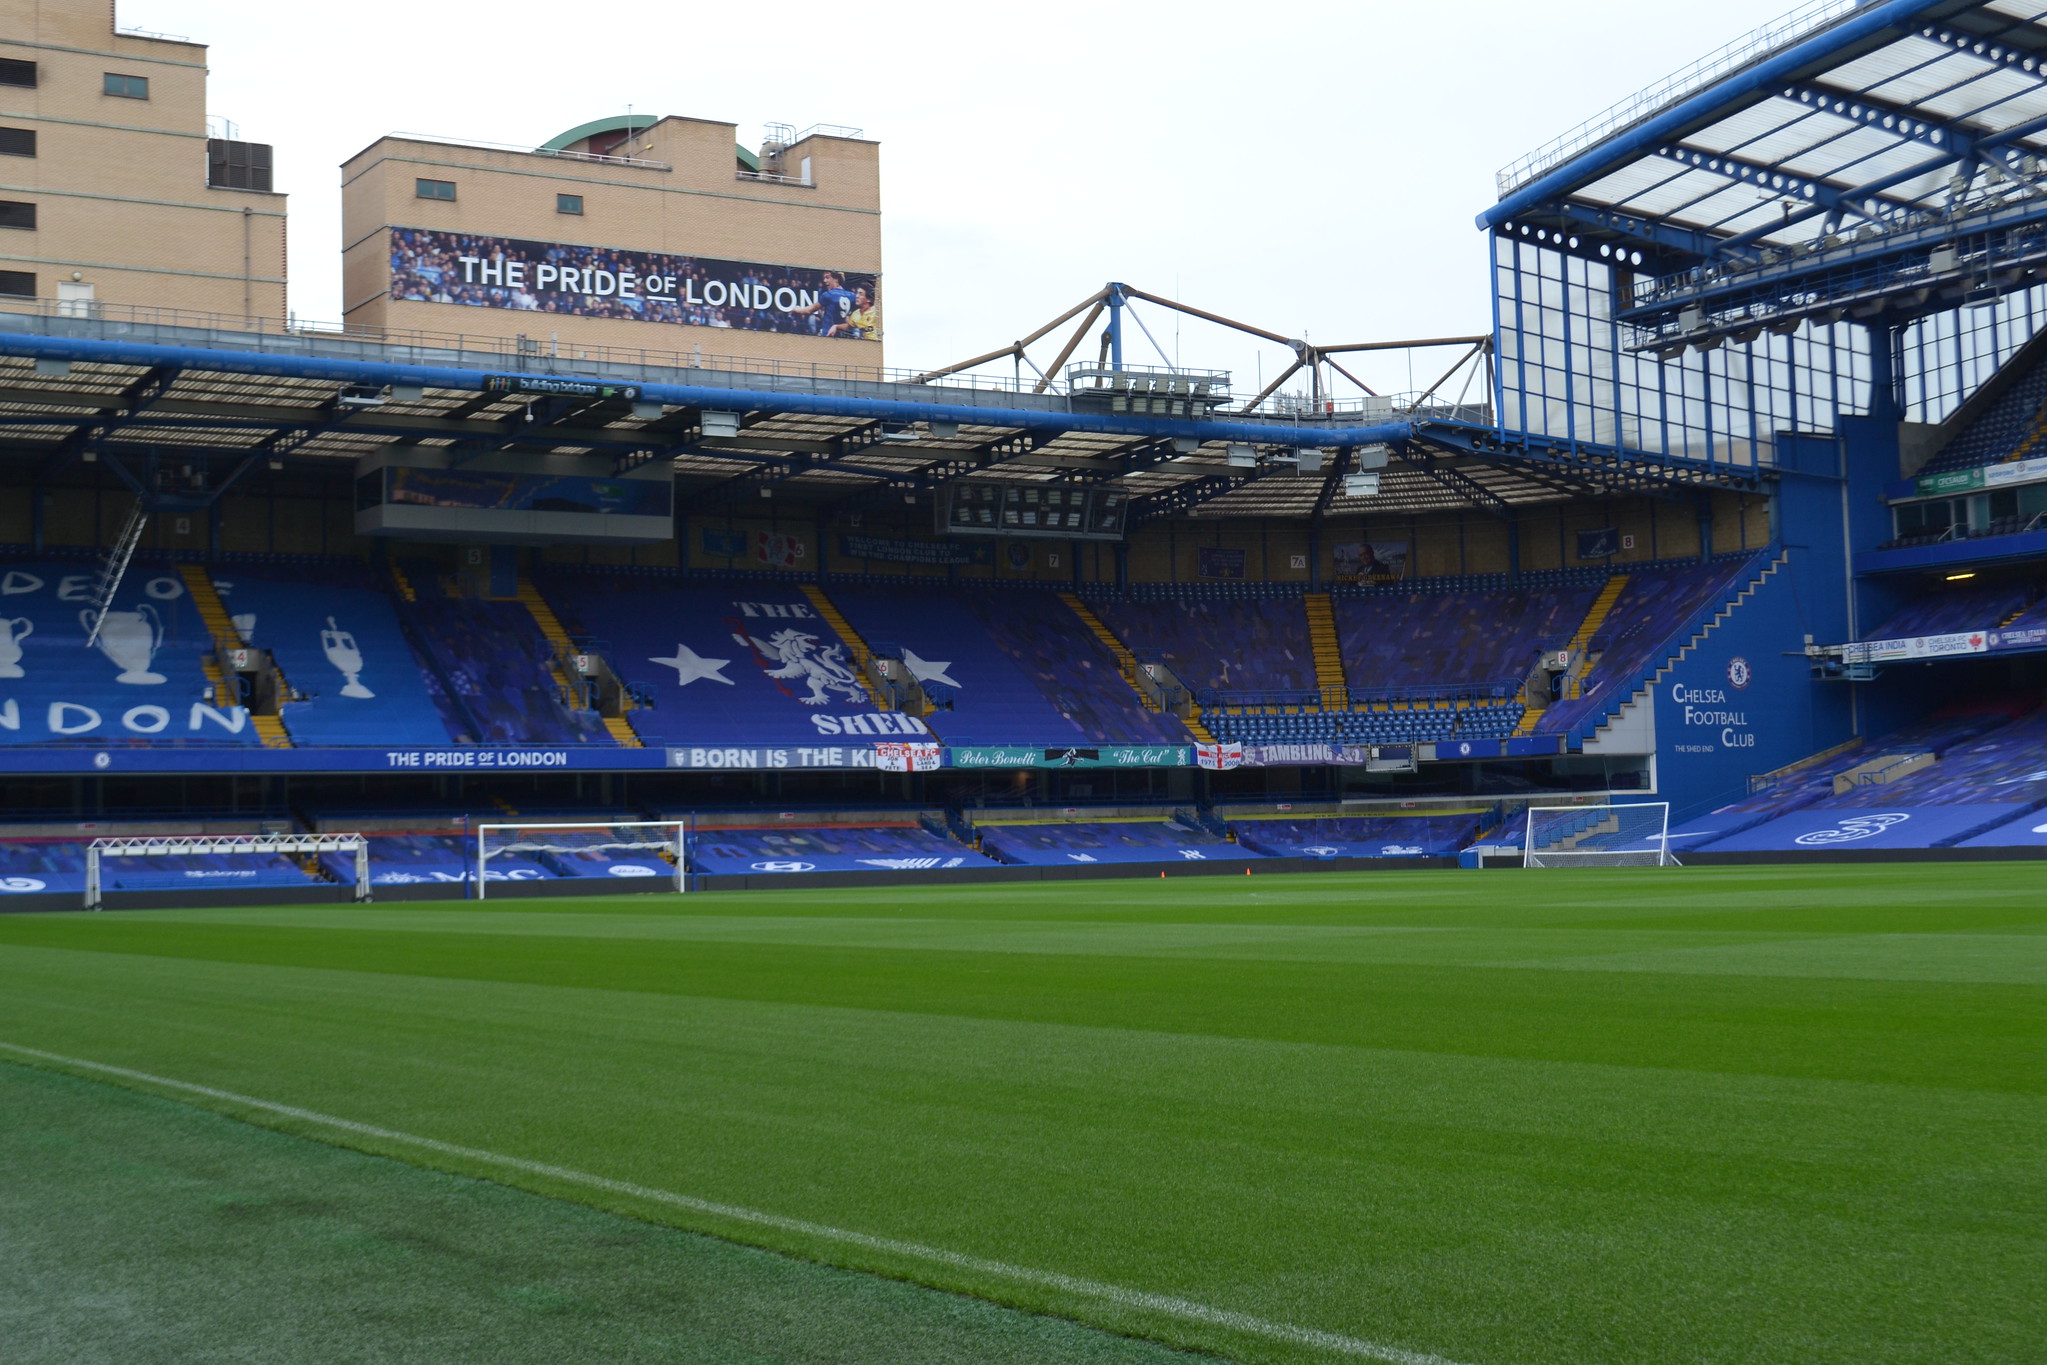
939, 479, 1129, 541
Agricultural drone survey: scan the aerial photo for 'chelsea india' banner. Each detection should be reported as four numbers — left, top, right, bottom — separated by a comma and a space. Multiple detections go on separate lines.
389, 228, 879, 341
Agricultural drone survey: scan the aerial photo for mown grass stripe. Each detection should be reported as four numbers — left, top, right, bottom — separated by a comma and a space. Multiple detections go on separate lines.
0, 1039, 1474, 1365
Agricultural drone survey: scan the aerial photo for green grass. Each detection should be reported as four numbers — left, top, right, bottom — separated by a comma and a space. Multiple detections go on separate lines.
0, 864, 2041, 1364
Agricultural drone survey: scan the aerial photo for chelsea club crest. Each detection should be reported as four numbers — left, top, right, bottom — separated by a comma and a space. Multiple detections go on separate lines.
1727, 657, 1752, 689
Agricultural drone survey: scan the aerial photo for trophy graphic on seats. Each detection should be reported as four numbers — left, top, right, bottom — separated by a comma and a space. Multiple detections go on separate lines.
84, 604, 165, 684
0, 617, 30, 678
321, 616, 375, 698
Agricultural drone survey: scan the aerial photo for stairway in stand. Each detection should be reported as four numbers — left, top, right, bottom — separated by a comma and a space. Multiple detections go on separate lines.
1057, 593, 1213, 741
800, 584, 892, 711
1303, 593, 1348, 711
516, 576, 642, 747
1513, 573, 1629, 737
179, 564, 291, 748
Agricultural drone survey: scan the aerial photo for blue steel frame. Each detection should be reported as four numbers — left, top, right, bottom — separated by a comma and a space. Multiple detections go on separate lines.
0, 328, 1409, 454
1481, 0, 2047, 464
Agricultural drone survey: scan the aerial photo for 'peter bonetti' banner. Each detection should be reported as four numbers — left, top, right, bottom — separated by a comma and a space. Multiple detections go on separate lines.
388, 227, 879, 341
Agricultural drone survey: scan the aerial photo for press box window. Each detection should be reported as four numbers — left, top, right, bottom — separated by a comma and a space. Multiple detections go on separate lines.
0, 127, 34, 158
416, 178, 456, 201
556, 193, 583, 215
0, 201, 36, 230
0, 60, 36, 89
0, 270, 33, 297
102, 73, 149, 99
207, 138, 272, 192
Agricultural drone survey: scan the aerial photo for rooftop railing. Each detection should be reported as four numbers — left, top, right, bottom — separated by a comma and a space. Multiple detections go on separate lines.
386, 131, 671, 171
1495, 0, 1862, 196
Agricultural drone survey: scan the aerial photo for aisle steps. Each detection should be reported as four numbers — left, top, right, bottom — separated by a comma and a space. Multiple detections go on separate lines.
179, 564, 292, 748
1303, 593, 1349, 710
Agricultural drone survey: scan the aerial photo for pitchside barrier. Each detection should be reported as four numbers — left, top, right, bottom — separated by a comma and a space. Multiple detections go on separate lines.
84, 834, 369, 910
1523, 802, 1675, 868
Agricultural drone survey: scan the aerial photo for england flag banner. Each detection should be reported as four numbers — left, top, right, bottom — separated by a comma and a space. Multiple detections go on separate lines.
874, 741, 942, 773
1195, 741, 1245, 771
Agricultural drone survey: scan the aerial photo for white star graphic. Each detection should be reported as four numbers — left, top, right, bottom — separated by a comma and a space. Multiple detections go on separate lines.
900, 648, 960, 688
649, 644, 733, 686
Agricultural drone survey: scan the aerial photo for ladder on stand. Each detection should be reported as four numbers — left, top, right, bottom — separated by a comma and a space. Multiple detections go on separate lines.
83, 498, 149, 650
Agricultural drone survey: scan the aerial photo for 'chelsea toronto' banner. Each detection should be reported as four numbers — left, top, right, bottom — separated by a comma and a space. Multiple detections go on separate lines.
389, 227, 880, 341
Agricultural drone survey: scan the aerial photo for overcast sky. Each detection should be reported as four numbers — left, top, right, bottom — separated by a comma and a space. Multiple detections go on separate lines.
124, 0, 1798, 398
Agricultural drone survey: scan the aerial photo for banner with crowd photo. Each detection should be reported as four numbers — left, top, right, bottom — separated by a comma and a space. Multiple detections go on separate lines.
388, 227, 880, 341
838, 534, 993, 567
1333, 542, 1409, 580
1197, 548, 1246, 580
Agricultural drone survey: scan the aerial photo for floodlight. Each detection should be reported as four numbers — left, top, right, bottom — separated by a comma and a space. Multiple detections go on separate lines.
701, 410, 742, 438
1344, 472, 1380, 497
1297, 448, 1325, 474
1173, 437, 1201, 454
928, 420, 960, 439
1227, 444, 1257, 468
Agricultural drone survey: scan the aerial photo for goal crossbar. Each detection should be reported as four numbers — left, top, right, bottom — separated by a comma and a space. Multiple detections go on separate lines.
85, 833, 369, 909
1522, 801, 1675, 868
474, 820, 688, 898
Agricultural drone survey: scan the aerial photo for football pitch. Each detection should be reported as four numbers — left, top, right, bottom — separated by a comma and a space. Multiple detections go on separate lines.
0, 864, 2040, 1365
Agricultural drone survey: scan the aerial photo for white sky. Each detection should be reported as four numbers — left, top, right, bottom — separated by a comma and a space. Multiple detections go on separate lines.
122, 0, 1798, 399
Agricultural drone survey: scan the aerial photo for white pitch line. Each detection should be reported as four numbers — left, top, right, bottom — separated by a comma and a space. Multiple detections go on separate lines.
0, 1040, 1476, 1365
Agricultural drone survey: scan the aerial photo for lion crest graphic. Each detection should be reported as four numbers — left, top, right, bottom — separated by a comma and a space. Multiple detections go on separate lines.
746, 627, 867, 706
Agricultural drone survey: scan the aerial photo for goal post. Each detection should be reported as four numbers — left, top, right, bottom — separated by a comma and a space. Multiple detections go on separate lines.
1522, 801, 1675, 868
473, 820, 690, 899
84, 833, 369, 910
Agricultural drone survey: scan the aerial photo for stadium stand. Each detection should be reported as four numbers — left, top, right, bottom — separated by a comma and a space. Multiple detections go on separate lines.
0, 557, 254, 747
1917, 349, 2047, 475
956, 591, 1187, 745
395, 566, 612, 746
1673, 694, 2047, 852
1537, 555, 1765, 737
690, 822, 996, 874
0, 837, 316, 894
540, 572, 931, 747
975, 815, 1246, 866
1333, 584, 1596, 691
214, 563, 451, 746
1862, 580, 2040, 641
831, 587, 1170, 745
1229, 814, 1481, 858
1091, 595, 1316, 693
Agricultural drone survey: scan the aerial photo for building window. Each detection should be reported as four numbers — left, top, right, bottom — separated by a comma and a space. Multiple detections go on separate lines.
416, 178, 456, 201
208, 138, 273, 192
0, 201, 36, 231
556, 193, 583, 215
0, 270, 33, 297
102, 73, 150, 99
0, 59, 36, 89
0, 128, 33, 158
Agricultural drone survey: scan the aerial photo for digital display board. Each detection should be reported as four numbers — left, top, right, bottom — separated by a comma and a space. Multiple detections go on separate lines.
938, 479, 1128, 541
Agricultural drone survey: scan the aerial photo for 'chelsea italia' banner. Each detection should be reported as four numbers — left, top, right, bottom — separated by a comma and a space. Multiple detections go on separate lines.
388, 227, 879, 341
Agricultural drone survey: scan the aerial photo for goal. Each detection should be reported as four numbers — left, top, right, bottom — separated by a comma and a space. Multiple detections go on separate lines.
474, 820, 689, 899
85, 833, 369, 910
1522, 802, 1675, 868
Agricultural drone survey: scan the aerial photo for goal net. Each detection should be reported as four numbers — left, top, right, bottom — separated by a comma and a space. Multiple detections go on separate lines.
85, 833, 368, 910
1522, 802, 1674, 868
474, 821, 689, 899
